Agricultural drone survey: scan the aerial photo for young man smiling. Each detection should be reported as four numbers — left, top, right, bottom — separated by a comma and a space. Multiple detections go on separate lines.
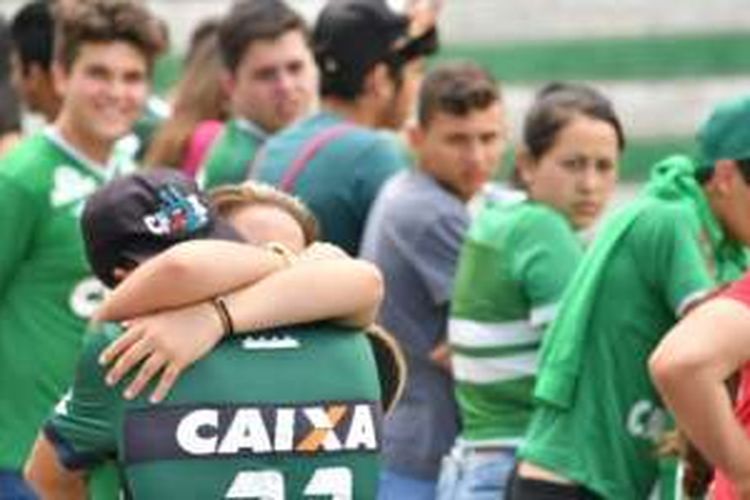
0, 1, 162, 496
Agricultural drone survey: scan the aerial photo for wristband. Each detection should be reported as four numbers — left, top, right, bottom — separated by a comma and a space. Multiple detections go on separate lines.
211, 296, 234, 338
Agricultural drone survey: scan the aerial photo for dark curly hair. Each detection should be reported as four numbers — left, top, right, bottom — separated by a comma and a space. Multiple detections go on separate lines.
54, 0, 163, 71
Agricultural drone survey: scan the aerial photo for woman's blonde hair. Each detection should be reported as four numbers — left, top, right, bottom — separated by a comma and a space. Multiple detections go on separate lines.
144, 32, 228, 168
210, 182, 319, 246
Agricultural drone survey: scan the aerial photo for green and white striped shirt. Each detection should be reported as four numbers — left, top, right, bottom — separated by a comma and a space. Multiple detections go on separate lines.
449, 200, 582, 445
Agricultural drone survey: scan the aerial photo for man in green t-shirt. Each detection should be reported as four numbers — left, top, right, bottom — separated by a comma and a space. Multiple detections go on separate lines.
0, 1, 162, 497
10, 0, 169, 160
24, 169, 400, 498
509, 95, 750, 499
199, 0, 318, 189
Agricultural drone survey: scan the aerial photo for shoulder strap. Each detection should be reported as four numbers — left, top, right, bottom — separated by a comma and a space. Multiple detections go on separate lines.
246, 143, 267, 181
279, 123, 355, 192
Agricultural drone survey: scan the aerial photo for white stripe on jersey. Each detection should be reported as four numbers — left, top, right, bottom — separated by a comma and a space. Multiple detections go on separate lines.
452, 351, 539, 384
448, 318, 540, 349
529, 303, 557, 329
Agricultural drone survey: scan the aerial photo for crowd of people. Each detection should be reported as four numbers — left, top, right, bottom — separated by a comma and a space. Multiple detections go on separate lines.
2, 0, 750, 499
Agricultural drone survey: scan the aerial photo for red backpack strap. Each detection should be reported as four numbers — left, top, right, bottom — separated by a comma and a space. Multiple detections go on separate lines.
279, 123, 354, 192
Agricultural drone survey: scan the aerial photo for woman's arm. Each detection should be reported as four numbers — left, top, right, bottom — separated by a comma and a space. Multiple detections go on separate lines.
95, 240, 288, 322
99, 252, 384, 403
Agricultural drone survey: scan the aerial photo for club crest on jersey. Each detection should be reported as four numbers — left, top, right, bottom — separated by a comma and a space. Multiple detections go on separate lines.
50, 166, 97, 209
142, 185, 209, 237
124, 401, 381, 464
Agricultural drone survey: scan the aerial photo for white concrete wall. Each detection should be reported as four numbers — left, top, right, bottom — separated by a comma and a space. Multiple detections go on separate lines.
504, 76, 750, 140
3, 0, 749, 49
438, 0, 750, 42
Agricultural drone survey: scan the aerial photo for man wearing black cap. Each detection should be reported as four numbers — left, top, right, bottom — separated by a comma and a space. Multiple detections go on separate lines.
24, 169, 401, 498
254, 0, 440, 256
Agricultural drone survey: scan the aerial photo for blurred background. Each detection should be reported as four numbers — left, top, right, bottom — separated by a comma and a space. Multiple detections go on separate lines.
3, 0, 750, 183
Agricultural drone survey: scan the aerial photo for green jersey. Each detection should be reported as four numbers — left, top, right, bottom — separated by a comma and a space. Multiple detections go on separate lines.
449, 200, 583, 445
256, 111, 406, 255
47, 323, 384, 499
0, 129, 132, 470
520, 180, 746, 499
200, 118, 267, 189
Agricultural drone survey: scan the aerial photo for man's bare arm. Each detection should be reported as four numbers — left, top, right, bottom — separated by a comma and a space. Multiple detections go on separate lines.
25, 433, 86, 500
95, 240, 287, 322
650, 298, 750, 497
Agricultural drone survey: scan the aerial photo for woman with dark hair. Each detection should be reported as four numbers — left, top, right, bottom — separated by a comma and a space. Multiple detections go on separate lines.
439, 82, 624, 499
509, 92, 750, 500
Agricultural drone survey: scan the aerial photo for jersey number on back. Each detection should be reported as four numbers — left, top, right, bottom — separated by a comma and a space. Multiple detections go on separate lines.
225, 466, 352, 499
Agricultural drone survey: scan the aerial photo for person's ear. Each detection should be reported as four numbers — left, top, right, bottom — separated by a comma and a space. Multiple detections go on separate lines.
365, 63, 392, 99
26, 63, 44, 89
515, 148, 536, 188
710, 159, 737, 196
406, 121, 425, 150
51, 61, 69, 97
221, 69, 236, 100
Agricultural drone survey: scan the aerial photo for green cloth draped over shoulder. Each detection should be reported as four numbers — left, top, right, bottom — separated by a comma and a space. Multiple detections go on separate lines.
533, 154, 747, 409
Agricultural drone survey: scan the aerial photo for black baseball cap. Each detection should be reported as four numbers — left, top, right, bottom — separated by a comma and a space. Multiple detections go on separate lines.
314, 0, 438, 81
82, 168, 241, 288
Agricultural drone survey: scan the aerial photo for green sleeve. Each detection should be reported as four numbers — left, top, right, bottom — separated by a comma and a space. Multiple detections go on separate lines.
201, 126, 259, 189
633, 202, 714, 316
511, 205, 583, 326
200, 127, 231, 189
0, 176, 39, 297
44, 326, 120, 470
